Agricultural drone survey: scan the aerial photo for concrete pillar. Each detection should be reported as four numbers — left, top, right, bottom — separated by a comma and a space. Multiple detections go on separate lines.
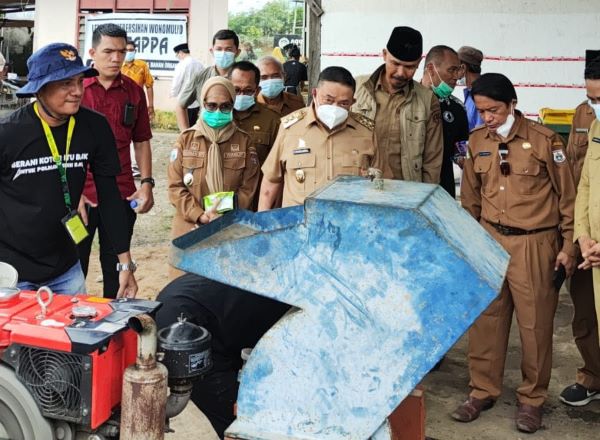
188, 0, 229, 66
34, 0, 79, 50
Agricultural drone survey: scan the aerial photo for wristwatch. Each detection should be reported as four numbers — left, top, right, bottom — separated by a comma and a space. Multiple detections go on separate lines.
116, 261, 138, 273
140, 177, 155, 187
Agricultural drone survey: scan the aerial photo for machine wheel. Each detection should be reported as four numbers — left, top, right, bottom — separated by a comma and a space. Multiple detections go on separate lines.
0, 364, 54, 439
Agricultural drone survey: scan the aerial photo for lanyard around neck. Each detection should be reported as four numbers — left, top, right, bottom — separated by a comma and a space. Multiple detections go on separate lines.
33, 102, 76, 211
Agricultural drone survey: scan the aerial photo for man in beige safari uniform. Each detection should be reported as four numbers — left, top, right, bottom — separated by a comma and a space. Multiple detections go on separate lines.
353, 26, 443, 184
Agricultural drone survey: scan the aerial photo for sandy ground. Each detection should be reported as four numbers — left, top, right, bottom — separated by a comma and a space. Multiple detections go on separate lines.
85, 131, 600, 439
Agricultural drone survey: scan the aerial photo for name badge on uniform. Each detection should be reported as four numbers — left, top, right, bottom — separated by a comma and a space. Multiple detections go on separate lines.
61, 211, 89, 245
593, 137, 600, 144
293, 148, 311, 155
478, 151, 491, 157
575, 128, 589, 134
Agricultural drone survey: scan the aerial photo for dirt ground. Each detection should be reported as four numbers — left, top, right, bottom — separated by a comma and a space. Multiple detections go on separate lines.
86, 131, 600, 439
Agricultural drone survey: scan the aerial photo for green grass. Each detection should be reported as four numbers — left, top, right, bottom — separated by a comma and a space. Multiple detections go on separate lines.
152, 110, 179, 132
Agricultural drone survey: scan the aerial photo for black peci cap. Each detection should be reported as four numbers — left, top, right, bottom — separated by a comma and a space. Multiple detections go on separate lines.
173, 43, 189, 53
386, 26, 422, 62
585, 50, 600, 79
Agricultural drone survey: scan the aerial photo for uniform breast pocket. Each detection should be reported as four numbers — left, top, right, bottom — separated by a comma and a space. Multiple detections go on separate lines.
181, 156, 205, 187
251, 131, 272, 163
512, 160, 544, 195
474, 155, 493, 193
290, 153, 317, 194
406, 110, 427, 144
341, 151, 364, 175
223, 157, 246, 189
572, 134, 589, 162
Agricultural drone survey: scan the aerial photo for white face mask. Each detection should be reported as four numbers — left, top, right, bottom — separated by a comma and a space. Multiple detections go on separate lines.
457, 77, 466, 87
316, 104, 348, 130
496, 103, 515, 138
588, 99, 600, 121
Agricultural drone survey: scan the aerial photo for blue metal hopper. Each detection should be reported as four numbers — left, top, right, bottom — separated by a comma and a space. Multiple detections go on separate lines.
171, 176, 509, 440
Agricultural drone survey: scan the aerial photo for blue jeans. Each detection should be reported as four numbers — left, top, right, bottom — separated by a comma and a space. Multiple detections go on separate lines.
17, 261, 86, 295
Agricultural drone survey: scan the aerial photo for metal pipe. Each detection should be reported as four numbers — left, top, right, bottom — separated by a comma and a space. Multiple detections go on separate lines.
165, 381, 193, 419
128, 314, 157, 369
121, 314, 168, 440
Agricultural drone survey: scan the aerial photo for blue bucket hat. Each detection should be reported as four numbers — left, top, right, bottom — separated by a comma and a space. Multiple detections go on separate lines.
17, 42, 98, 97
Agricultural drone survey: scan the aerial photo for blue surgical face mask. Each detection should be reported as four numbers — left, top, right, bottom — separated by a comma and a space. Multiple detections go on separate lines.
125, 51, 135, 62
588, 99, 600, 121
260, 78, 285, 98
213, 50, 235, 69
234, 94, 255, 111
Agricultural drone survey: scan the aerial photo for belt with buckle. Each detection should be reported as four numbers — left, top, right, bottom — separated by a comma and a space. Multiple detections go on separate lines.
485, 220, 557, 236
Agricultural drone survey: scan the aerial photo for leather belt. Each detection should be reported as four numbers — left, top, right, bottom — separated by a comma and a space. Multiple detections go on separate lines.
485, 220, 557, 236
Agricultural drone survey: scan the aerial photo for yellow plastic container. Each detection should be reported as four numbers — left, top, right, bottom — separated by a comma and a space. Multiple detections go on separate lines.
538, 108, 575, 125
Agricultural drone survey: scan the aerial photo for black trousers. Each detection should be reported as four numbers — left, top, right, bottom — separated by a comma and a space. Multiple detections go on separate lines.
188, 107, 199, 126
155, 274, 289, 438
79, 200, 136, 298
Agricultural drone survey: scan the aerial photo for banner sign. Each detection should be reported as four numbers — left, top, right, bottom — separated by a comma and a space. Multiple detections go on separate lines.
83, 13, 187, 76
274, 34, 303, 52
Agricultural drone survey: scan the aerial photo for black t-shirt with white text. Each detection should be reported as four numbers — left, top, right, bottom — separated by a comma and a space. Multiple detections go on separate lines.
0, 104, 121, 282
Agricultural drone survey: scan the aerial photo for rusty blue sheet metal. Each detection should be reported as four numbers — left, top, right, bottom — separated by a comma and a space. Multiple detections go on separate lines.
171, 176, 509, 440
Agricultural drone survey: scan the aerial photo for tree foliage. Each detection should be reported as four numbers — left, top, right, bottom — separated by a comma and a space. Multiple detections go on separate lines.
229, 0, 304, 46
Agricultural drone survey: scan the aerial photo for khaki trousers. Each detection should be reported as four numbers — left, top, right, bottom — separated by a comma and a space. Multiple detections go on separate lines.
569, 254, 600, 389
468, 223, 559, 406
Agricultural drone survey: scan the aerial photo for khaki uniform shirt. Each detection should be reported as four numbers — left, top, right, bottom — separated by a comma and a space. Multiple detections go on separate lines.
234, 103, 281, 166
257, 92, 305, 116
574, 119, 600, 341
574, 119, 600, 242
566, 100, 595, 186
178, 65, 220, 108
167, 128, 260, 238
353, 65, 443, 183
262, 105, 382, 207
461, 112, 576, 256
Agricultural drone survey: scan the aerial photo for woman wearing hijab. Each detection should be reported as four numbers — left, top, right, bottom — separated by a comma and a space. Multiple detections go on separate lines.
167, 77, 260, 277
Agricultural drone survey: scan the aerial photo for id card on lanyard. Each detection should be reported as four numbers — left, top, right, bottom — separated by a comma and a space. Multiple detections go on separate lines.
34, 102, 89, 245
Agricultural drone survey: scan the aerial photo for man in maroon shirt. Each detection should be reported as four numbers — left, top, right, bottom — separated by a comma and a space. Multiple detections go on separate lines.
78, 24, 154, 298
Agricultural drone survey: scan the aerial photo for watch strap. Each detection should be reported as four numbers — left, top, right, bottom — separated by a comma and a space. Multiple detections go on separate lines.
140, 177, 155, 187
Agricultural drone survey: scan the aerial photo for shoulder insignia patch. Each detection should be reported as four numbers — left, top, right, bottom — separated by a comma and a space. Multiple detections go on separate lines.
282, 109, 307, 129
350, 112, 375, 130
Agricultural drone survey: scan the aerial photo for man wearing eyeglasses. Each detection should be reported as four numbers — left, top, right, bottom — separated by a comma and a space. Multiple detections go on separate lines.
229, 61, 281, 167
454, 73, 576, 434
176, 29, 240, 131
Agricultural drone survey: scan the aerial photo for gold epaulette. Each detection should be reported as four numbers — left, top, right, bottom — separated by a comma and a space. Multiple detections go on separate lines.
282, 109, 307, 128
350, 112, 375, 130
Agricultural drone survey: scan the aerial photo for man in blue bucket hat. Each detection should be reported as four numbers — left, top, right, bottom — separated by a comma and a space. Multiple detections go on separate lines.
0, 42, 138, 297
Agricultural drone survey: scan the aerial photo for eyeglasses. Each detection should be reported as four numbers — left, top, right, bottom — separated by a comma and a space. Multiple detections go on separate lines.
203, 102, 234, 113
498, 142, 510, 176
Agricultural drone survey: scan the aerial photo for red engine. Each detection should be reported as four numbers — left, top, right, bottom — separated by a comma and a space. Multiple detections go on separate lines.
0, 289, 160, 430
